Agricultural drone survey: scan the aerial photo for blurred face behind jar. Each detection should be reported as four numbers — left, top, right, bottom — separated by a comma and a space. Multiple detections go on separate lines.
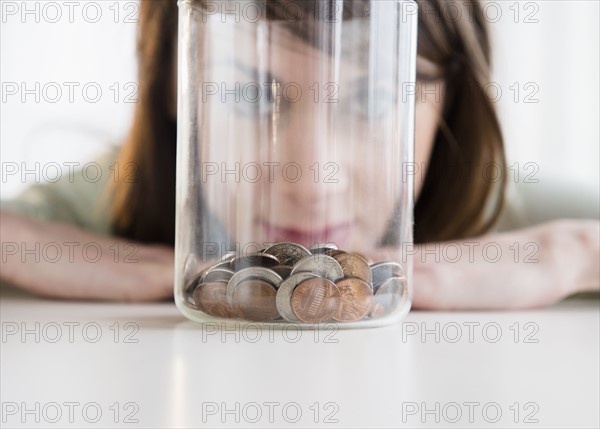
195, 17, 442, 252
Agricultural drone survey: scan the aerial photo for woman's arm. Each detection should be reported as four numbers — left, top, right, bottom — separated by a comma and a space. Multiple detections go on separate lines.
412, 219, 599, 310
0, 210, 176, 302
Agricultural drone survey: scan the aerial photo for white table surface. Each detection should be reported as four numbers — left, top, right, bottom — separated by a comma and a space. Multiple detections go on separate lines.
1, 287, 598, 428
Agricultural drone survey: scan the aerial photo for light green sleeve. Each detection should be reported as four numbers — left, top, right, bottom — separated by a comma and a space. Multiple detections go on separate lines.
0, 146, 120, 236
492, 180, 600, 233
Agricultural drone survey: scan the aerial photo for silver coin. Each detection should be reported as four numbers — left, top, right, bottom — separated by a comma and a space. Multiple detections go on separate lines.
309, 242, 339, 254
226, 266, 283, 305
271, 265, 293, 279
371, 276, 406, 318
262, 242, 311, 266
202, 267, 235, 283
371, 261, 404, 287
291, 254, 344, 281
276, 272, 319, 323
230, 253, 280, 271
373, 275, 406, 294
210, 259, 235, 270
220, 251, 237, 262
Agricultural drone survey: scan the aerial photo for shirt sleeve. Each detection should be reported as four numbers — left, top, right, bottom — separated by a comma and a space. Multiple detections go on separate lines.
492, 179, 600, 232
0, 146, 120, 236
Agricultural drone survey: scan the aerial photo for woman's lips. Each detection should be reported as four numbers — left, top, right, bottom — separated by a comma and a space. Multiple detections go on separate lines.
262, 221, 352, 247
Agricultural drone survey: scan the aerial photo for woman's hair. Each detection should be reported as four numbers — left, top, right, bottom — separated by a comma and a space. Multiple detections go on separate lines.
109, 0, 506, 245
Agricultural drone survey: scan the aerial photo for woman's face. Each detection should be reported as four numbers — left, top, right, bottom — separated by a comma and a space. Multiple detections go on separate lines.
188, 22, 443, 252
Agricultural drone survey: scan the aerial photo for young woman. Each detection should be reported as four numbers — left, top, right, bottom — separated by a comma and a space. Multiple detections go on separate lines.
1, 0, 598, 308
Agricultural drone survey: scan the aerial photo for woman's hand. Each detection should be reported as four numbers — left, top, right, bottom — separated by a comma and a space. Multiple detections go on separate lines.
1, 210, 177, 302
411, 219, 599, 310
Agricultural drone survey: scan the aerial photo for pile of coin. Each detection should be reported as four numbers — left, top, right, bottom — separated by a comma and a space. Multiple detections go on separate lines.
185, 242, 407, 323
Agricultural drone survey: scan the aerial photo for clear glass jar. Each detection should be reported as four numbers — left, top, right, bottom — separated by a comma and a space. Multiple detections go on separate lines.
175, 0, 417, 328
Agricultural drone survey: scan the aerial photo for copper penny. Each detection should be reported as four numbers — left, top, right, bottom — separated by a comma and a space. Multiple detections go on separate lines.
276, 272, 319, 323
371, 276, 405, 319
291, 277, 340, 323
333, 278, 373, 322
332, 252, 372, 285
231, 279, 280, 322
354, 251, 373, 265
193, 281, 241, 319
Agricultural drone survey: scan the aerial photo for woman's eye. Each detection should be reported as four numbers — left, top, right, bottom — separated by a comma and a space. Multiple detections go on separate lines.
351, 88, 396, 120
229, 82, 277, 117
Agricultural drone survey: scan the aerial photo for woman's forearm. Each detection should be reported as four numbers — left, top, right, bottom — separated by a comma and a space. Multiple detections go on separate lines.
3, 209, 597, 308
412, 219, 600, 310
0, 210, 175, 301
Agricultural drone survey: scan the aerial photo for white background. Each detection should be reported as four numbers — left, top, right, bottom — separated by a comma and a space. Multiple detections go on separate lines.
1, 0, 599, 220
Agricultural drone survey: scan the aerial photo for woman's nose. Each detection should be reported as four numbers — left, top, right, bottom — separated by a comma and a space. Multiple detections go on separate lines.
267, 99, 348, 206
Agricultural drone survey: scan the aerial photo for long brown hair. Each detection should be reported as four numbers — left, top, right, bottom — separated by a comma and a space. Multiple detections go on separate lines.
109, 0, 506, 245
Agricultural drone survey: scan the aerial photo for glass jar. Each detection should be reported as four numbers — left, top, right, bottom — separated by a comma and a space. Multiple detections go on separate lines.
175, 0, 417, 328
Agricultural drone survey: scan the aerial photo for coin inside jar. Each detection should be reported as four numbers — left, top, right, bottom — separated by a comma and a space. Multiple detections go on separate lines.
371, 276, 405, 319
270, 265, 293, 279
371, 261, 404, 287
309, 242, 339, 254
220, 251, 237, 262
230, 253, 280, 271
291, 254, 344, 282
193, 281, 241, 319
291, 277, 340, 323
276, 272, 319, 323
202, 267, 235, 283
333, 278, 373, 322
332, 252, 373, 285
323, 249, 346, 258
262, 242, 311, 266
203, 258, 235, 272
226, 267, 283, 305
231, 279, 280, 322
